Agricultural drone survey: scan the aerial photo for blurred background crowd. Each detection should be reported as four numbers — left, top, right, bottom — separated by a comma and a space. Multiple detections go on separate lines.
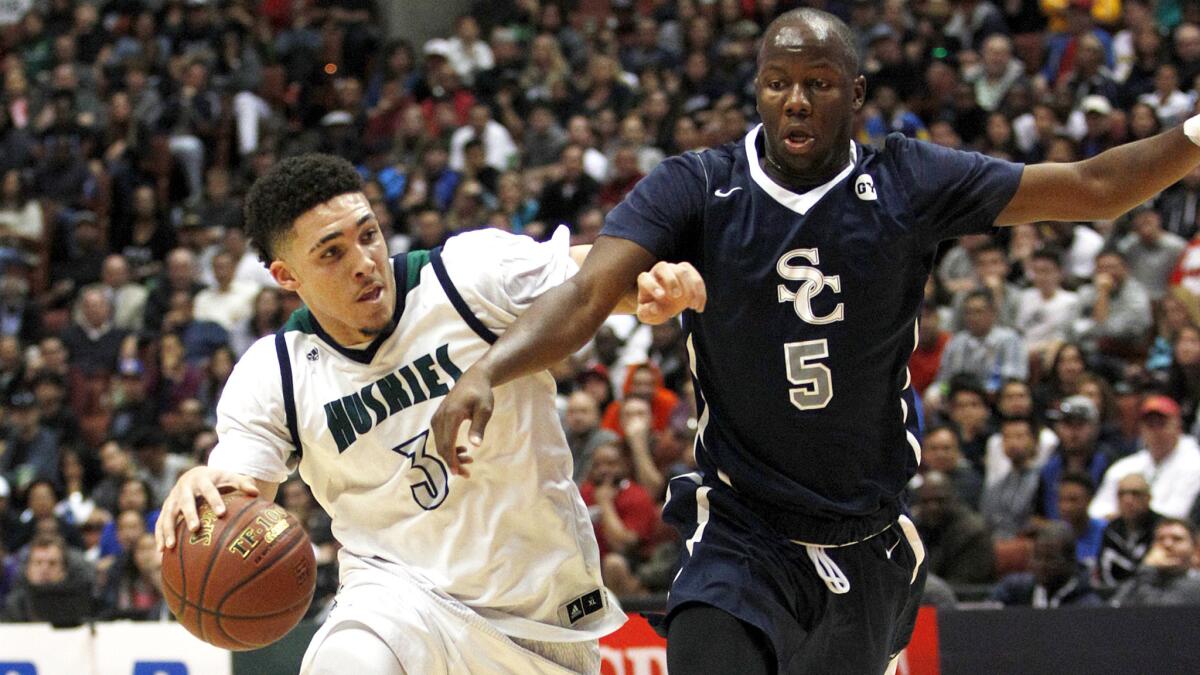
4, 0, 1200, 627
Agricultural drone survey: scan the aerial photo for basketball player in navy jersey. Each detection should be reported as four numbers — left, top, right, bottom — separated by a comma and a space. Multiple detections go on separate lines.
434, 8, 1200, 673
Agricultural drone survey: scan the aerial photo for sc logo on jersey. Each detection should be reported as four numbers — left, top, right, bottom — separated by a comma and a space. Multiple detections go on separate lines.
776, 248, 844, 325
855, 174, 877, 201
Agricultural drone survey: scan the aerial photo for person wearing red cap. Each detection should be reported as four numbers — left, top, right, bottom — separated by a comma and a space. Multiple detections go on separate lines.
1090, 394, 1200, 519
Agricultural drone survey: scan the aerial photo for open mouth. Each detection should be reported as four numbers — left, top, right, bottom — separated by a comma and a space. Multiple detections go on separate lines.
357, 285, 384, 302
782, 128, 814, 153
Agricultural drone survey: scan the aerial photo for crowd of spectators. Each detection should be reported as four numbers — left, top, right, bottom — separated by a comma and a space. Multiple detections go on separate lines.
4, 0, 1200, 627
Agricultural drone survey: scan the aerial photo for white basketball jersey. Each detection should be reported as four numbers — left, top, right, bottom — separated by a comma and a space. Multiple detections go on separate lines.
208, 228, 625, 642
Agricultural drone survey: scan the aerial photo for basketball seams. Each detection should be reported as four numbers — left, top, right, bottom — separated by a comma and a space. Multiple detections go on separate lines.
213, 519, 308, 610
193, 497, 261, 643
211, 524, 310, 648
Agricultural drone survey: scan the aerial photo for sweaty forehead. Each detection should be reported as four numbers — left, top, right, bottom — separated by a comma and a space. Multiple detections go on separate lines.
761, 20, 854, 72
311, 192, 370, 219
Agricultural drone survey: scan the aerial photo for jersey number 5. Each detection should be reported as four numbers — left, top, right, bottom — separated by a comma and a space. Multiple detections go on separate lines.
391, 430, 449, 510
784, 339, 832, 410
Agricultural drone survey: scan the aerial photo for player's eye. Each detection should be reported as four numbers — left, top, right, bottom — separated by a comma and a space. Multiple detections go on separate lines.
361, 228, 378, 243
767, 79, 785, 91
321, 246, 341, 259
810, 79, 830, 90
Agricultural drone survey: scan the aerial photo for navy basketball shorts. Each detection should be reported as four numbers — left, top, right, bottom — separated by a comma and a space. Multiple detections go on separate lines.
657, 473, 927, 674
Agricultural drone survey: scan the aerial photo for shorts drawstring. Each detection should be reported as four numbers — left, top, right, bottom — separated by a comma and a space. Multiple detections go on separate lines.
804, 545, 851, 595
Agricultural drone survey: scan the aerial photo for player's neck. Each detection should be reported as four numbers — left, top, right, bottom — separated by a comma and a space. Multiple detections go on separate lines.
761, 149, 848, 193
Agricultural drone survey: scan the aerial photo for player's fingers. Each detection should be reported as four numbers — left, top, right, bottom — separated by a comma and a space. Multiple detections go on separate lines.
432, 399, 466, 466
198, 480, 226, 518
652, 263, 684, 299
156, 496, 175, 550
637, 270, 666, 301
179, 488, 201, 532
468, 400, 493, 447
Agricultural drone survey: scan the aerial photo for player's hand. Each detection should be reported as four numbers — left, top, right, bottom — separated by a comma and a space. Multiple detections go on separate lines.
432, 366, 493, 478
636, 261, 706, 325
156, 466, 260, 552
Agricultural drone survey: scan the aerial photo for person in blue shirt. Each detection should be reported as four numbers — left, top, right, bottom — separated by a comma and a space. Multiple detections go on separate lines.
433, 7, 1200, 674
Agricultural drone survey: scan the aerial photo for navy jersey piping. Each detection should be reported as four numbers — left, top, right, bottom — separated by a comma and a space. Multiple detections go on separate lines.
430, 247, 498, 344
273, 331, 303, 459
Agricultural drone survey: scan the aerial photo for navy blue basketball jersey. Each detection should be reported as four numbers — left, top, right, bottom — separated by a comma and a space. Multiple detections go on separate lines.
602, 127, 1023, 544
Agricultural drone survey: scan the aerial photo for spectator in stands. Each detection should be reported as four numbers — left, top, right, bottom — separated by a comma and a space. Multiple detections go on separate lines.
142, 248, 204, 335
563, 391, 618, 485
98, 254, 148, 333
1034, 342, 1090, 413
1160, 323, 1200, 430
580, 441, 659, 586
923, 425, 985, 509
1160, 164, 1200, 241
969, 34, 1027, 112
160, 290, 229, 365
985, 379, 1059, 486
991, 521, 1104, 607
1112, 517, 1200, 606
0, 390, 60, 495
1016, 248, 1079, 363
449, 102, 517, 174
60, 286, 130, 376
1117, 203, 1187, 301
938, 290, 1028, 397
1072, 247, 1154, 360
92, 440, 134, 517
131, 429, 193, 507
951, 242, 1023, 332
230, 287, 286, 357
1, 534, 92, 624
97, 532, 164, 621
913, 470, 996, 584
912, 303, 950, 397
981, 416, 1043, 539
1091, 395, 1200, 519
193, 251, 258, 332
13, 479, 81, 551
1055, 471, 1106, 570
1037, 395, 1114, 518
535, 144, 599, 231
945, 377, 996, 472
602, 363, 679, 438
1099, 473, 1162, 588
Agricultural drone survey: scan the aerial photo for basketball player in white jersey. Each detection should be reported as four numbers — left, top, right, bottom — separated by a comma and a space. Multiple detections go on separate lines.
153, 154, 704, 674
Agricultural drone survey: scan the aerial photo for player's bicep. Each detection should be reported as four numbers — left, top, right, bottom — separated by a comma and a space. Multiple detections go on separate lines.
209, 340, 296, 483
995, 162, 1095, 226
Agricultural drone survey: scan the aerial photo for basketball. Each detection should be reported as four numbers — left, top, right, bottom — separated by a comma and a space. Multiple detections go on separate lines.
160, 492, 316, 651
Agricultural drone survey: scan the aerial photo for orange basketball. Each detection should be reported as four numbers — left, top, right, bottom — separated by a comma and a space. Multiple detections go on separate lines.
160, 493, 316, 651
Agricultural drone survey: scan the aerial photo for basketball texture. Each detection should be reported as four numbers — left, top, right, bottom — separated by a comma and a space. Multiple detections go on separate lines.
161, 493, 316, 650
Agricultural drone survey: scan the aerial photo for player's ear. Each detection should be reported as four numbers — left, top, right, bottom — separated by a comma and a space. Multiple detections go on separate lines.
851, 75, 866, 111
270, 259, 300, 292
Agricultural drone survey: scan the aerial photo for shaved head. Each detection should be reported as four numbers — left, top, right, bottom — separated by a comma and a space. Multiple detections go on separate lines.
759, 8, 860, 76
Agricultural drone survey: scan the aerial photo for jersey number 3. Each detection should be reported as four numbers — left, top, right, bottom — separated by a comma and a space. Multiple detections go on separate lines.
784, 339, 832, 410
391, 430, 449, 510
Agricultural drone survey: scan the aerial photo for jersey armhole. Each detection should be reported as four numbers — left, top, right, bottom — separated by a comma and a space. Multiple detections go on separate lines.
430, 246, 499, 344
274, 330, 303, 460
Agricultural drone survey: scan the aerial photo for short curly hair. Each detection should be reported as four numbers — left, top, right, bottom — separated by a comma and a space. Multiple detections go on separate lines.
244, 153, 364, 265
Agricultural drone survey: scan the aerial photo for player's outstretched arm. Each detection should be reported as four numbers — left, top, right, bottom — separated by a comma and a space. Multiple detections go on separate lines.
996, 121, 1200, 226
433, 236, 658, 473
155, 466, 276, 551
568, 245, 707, 319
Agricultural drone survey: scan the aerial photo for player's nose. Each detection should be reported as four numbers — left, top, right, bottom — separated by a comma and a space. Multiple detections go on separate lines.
783, 84, 811, 116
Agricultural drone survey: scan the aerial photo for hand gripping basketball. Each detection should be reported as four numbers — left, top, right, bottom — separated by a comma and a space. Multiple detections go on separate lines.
156, 466, 261, 551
